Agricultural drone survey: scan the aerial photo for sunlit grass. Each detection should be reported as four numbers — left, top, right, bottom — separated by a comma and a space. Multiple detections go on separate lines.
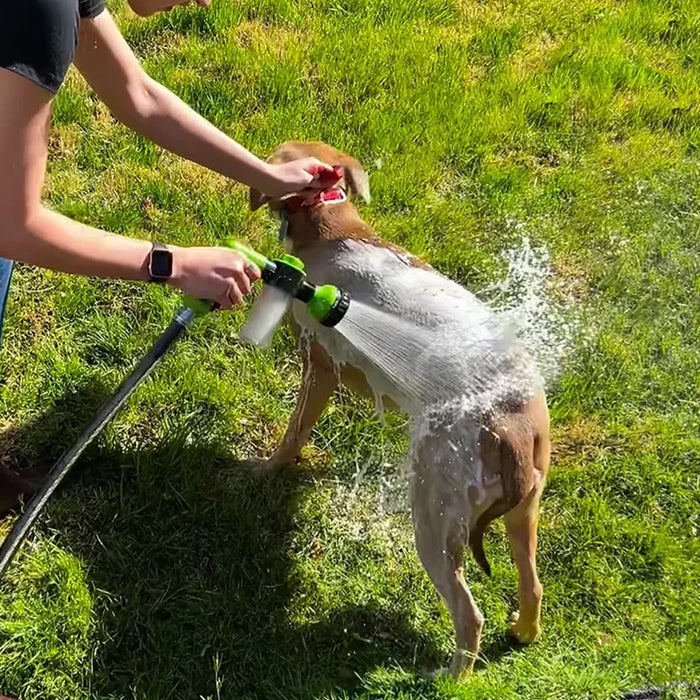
0, 0, 698, 697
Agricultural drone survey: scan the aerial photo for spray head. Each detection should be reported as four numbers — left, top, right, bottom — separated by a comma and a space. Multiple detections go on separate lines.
307, 284, 351, 327
223, 240, 350, 346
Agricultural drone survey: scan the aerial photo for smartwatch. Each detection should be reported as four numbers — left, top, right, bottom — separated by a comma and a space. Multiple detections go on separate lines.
148, 243, 174, 283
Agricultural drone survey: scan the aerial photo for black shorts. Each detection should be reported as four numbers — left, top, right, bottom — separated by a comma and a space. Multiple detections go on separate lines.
0, 0, 106, 94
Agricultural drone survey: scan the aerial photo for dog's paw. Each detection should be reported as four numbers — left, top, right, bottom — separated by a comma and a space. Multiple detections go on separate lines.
448, 649, 476, 680
422, 651, 475, 682
508, 611, 541, 644
424, 666, 450, 680
424, 666, 464, 682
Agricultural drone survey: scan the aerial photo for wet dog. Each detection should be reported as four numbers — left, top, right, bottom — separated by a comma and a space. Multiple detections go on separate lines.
248, 141, 551, 677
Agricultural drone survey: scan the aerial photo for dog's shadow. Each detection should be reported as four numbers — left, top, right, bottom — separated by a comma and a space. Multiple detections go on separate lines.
1, 382, 474, 699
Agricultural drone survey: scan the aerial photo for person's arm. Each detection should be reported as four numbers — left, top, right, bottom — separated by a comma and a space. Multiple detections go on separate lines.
74, 11, 328, 197
0, 67, 257, 308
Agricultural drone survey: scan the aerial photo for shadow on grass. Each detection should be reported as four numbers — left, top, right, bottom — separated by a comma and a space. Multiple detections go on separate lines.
476, 631, 524, 672
0, 381, 520, 700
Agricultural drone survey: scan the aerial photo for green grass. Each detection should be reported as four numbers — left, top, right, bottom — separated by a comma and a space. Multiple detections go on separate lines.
2, 0, 700, 697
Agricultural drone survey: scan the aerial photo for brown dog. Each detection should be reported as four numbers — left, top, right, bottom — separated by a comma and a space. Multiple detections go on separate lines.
249, 141, 551, 678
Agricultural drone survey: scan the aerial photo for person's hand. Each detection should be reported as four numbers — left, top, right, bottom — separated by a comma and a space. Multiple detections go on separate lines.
262, 158, 337, 198
169, 246, 261, 309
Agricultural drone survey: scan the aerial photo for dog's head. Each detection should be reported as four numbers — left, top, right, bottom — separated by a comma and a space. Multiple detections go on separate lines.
248, 141, 371, 212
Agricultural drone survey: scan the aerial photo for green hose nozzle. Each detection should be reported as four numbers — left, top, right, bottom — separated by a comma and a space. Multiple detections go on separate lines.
184, 240, 350, 328
308, 284, 350, 327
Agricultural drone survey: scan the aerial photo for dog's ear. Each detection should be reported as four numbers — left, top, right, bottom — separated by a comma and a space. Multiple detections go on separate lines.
249, 188, 270, 211
339, 156, 371, 203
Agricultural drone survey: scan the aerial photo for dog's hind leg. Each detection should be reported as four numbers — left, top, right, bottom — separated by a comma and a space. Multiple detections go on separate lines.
504, 481, 544, 643
504, 397, 550, 643
258, 341, 338, 472
411, 471, 483, 679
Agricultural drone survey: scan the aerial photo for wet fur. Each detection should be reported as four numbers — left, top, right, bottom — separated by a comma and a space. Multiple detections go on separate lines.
248, 141, 551, 677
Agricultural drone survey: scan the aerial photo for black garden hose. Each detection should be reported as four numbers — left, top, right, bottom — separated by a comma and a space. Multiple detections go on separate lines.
0, 306, 197, 579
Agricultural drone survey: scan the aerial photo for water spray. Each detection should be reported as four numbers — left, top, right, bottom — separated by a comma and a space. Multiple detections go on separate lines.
0, 239, 351, 579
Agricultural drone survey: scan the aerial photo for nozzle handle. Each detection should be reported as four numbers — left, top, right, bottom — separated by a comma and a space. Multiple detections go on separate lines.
181, 240, 272, 316
225, 239, 272, 271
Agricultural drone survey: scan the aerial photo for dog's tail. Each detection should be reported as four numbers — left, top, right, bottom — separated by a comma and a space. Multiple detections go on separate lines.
469, 499, 513, 577
468, 417, 538, 577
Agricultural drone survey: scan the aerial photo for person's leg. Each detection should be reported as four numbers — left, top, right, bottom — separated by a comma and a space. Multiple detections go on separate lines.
0, 257, 12, 346
0, 259, 38, 515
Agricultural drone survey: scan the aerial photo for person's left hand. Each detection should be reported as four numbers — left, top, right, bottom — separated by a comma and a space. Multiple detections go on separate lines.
262, 158, 337, 198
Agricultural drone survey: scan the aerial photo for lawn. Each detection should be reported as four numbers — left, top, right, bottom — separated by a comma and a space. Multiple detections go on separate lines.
1, 0, 699, 698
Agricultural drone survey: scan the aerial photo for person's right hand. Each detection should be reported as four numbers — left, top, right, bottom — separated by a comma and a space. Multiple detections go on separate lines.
261, 158, 338, 199
169, 246, 261, 309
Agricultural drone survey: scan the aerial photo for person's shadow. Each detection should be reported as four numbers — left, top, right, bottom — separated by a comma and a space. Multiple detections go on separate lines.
0, 380, 469, 700
0, 379, 524, 699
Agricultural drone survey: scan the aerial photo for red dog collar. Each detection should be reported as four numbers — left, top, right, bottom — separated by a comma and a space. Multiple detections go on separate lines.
280, 165, 346, 214
281, 187, 347, 214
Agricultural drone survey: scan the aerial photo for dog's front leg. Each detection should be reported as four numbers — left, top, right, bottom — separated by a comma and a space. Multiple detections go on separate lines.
256, 341, 339, 473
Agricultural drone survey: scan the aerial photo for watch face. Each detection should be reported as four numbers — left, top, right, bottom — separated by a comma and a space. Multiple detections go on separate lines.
151, 249, 173, 279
